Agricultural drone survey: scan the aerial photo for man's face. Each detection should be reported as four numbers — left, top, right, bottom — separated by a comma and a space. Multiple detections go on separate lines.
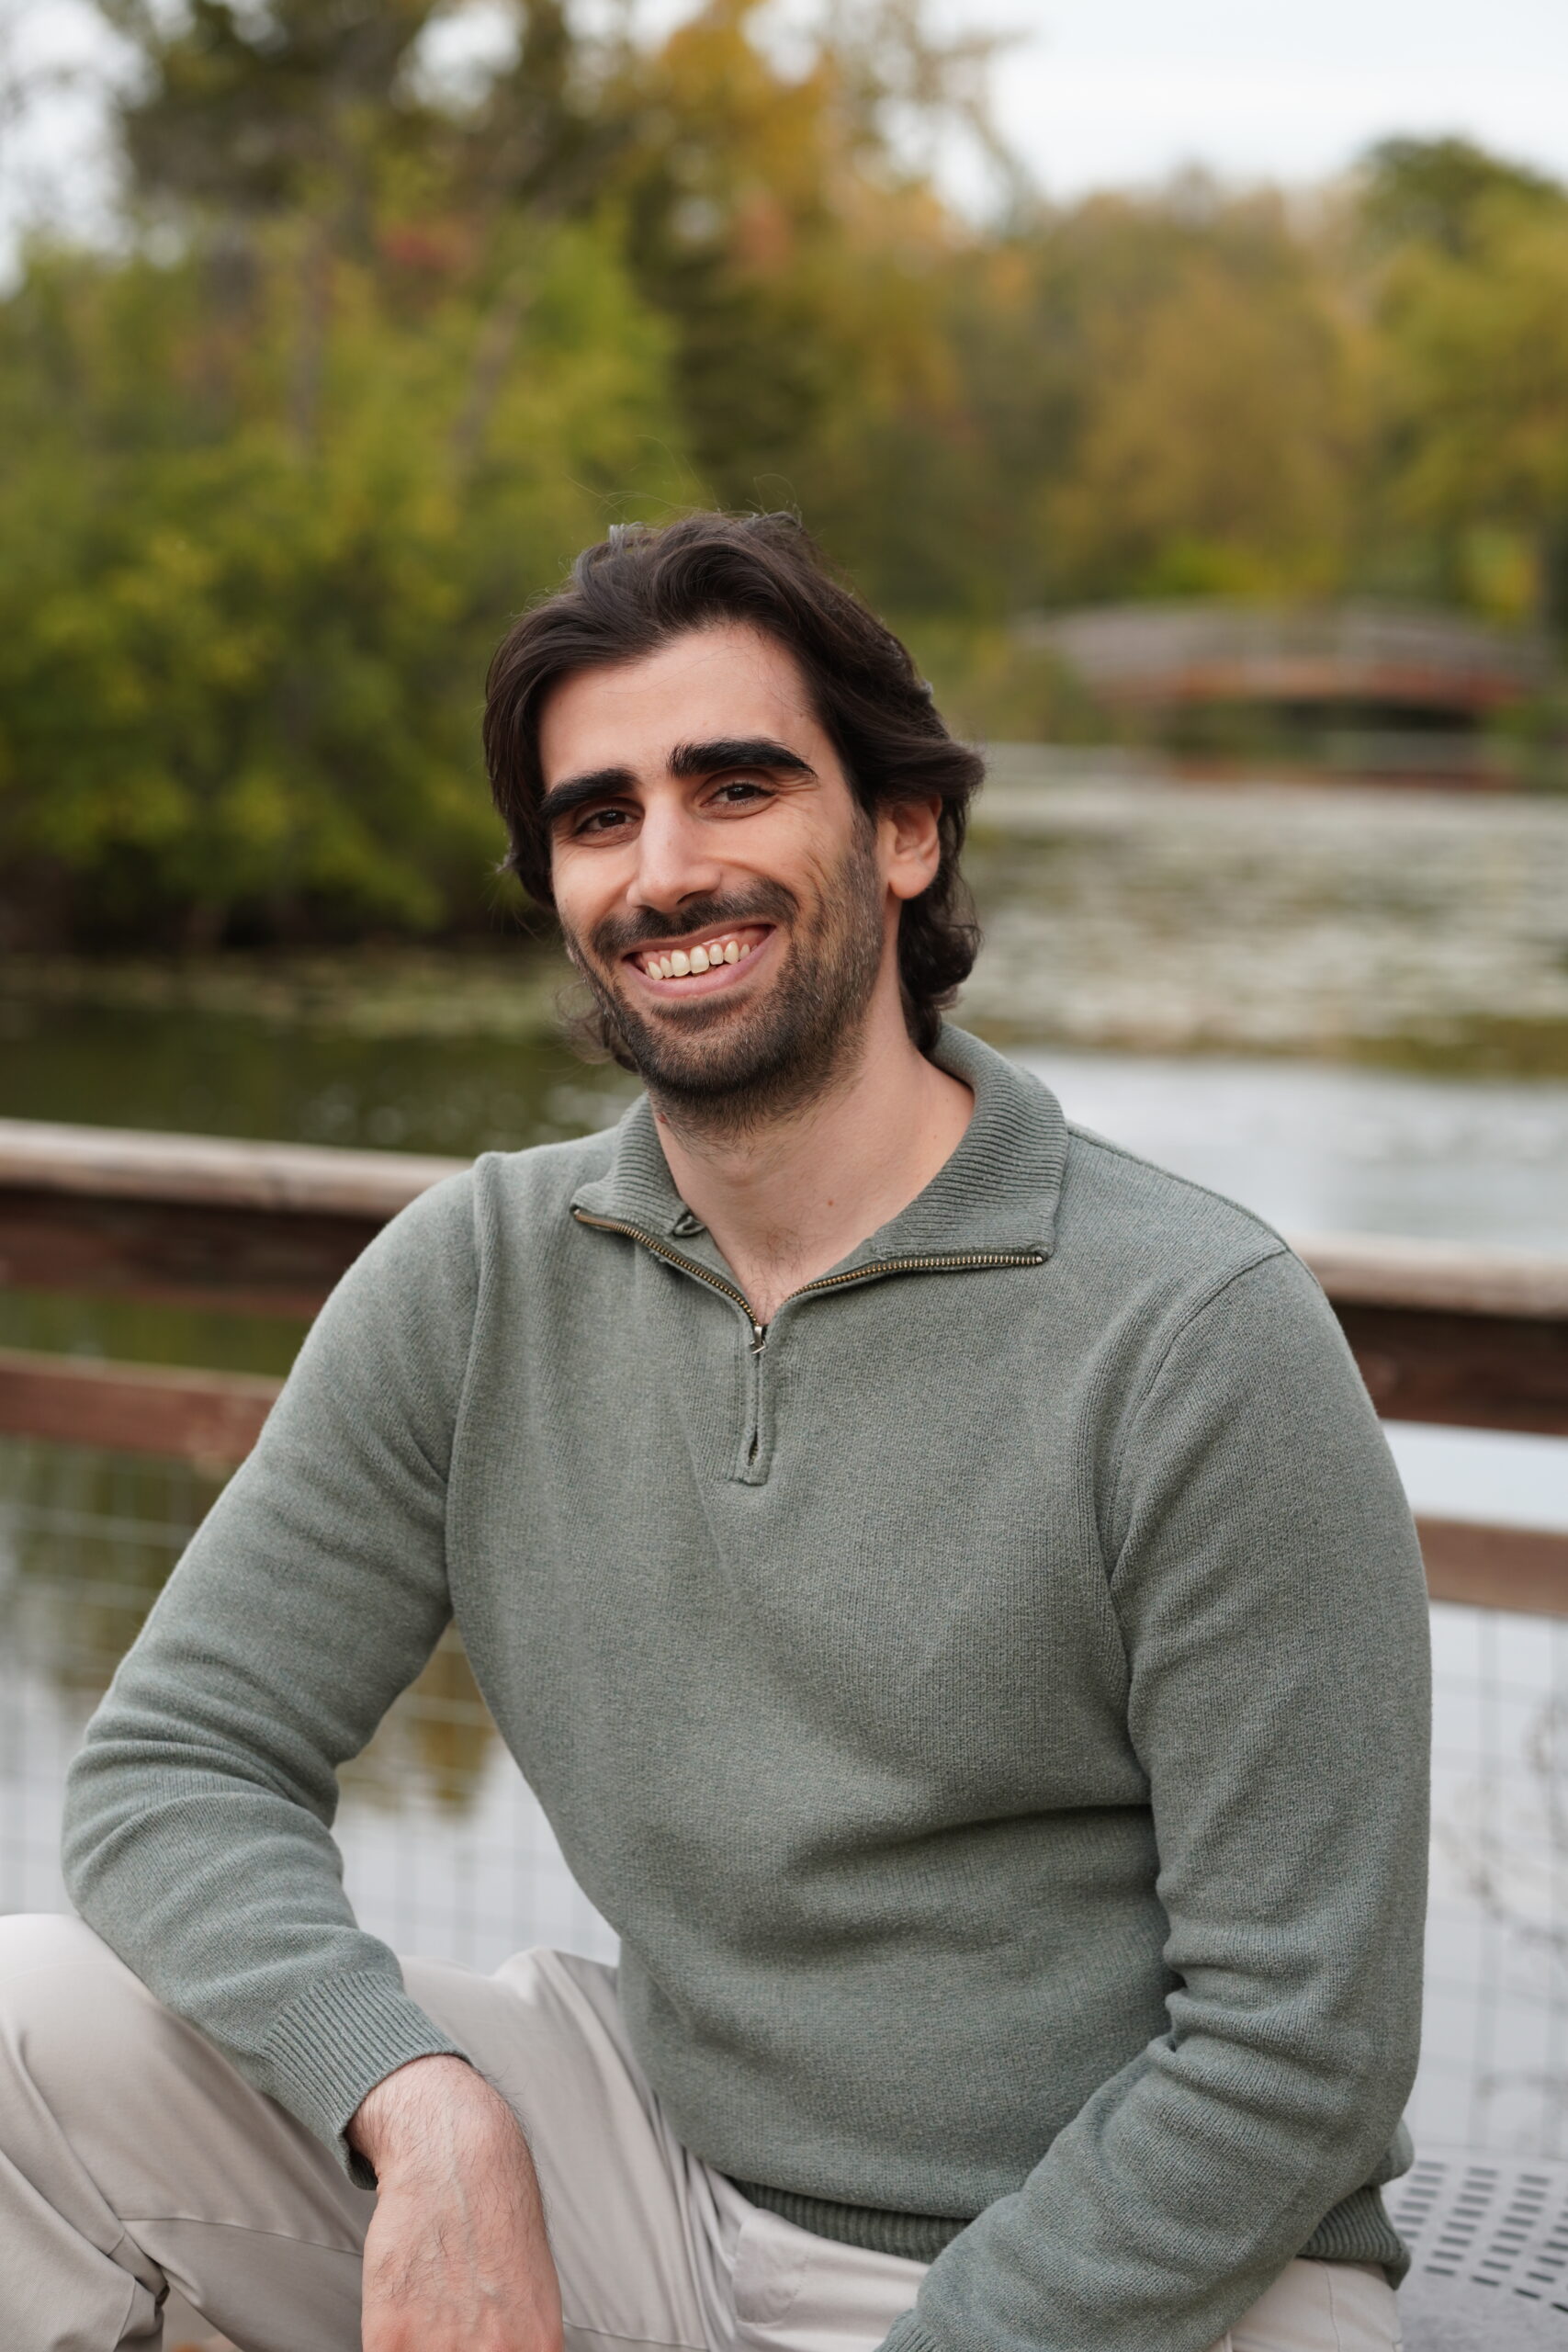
539, 623, 904, 1123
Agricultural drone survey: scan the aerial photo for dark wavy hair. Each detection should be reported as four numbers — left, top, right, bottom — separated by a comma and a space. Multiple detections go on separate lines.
482, 512, 983, 1057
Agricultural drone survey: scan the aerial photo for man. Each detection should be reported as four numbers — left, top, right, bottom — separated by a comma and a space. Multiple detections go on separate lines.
3, 513, 1428, 2352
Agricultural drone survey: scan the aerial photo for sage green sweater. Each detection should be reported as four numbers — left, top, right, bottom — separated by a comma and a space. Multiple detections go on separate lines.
63, 1027, 1430, 2352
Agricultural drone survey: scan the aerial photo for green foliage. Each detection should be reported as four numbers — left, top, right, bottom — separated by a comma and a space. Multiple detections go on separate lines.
0, 214, 683, 944
1358, 136, 1562, 262
3, 5, 1567, 944
1007, 189, 1370, 606
1365, 163, 1568, 627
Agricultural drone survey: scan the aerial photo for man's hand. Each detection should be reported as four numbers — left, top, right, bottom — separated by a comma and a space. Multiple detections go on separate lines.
349, 2052, 564, 2352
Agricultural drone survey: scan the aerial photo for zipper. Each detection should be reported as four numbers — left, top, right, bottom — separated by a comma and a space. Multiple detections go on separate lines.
571, 1208, 1043, 1351
571, 1210, 768, 1345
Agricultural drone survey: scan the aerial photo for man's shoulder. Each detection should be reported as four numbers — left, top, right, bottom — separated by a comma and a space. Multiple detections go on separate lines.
470, 1124, 622, 1206
376, 1125, 622, 1272
1055, 1118, 1293, 1308
942, 1033, 1292, 1316
454, 1125, 625, 1258
1050, 1121, 1352, 1439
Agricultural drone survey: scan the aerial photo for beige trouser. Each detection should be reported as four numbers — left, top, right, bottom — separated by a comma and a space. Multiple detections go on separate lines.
0, 1914, 1400, 2352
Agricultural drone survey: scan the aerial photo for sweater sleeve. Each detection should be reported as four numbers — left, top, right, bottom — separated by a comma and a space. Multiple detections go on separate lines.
880, 1246, 1431, 2352
62, 1172, 481, 2181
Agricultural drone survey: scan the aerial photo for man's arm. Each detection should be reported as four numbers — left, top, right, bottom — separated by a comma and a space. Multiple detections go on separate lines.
349, 2056, 564, 2352
880, 1247, 1431, 2352
62, 1173, 481, 2173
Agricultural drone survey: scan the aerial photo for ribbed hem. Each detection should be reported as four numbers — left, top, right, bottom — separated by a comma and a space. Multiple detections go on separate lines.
731, 2177, 1409, 2292
727, 2179, 970, 2264
257, 1967, 467, 2185
874, 2323, 941, 2352
1302, 2183, 1410, 2284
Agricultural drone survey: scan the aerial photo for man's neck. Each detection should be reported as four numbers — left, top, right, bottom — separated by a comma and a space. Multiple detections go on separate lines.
651, 999, 974, 1327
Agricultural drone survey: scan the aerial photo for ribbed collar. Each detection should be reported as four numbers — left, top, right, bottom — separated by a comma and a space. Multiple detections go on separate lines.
569, 1023, 1066, 1271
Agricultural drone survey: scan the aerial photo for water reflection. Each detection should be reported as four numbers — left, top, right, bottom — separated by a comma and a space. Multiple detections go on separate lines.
0, 976, 636, 1159
0, 1439, 501, 1827
2, 1443, 222, 1694
341, 1634, 496, 1815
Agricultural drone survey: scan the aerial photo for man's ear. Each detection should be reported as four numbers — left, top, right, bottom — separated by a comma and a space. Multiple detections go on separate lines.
883, 796, 944, 902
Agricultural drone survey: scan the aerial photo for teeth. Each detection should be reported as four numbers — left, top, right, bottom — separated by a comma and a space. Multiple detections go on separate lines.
643, 936, 749, 981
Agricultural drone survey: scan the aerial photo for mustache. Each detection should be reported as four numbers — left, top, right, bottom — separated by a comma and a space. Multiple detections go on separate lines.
586, 881, 799, 963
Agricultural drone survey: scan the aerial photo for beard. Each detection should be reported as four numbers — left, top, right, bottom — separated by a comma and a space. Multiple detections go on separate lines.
562, 824, 887, 1140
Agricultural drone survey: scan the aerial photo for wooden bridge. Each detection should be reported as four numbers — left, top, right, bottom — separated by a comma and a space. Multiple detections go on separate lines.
1025, 603, 1551, 724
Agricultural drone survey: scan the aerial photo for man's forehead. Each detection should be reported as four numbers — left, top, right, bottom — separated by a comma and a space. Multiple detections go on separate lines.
538, 624, 819, 782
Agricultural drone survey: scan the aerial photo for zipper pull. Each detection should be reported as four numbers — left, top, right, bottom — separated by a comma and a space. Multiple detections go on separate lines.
750, 1322, 767, 1352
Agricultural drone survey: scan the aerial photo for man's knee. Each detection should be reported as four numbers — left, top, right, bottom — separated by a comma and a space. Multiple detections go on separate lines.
0, 1911, 134, 2023
0, 1910, 108, 1984
0, 1912, 178, 2114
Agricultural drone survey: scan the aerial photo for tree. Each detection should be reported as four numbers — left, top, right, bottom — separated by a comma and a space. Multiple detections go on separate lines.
1359, 136, 1561, 263
1362, 142, 1568, 629
0, 217, 683, 946
1044, 206, 1367, 601
96, 0, 449, 221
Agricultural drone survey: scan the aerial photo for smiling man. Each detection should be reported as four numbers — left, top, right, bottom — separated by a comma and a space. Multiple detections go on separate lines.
6, 513, 1428, 2352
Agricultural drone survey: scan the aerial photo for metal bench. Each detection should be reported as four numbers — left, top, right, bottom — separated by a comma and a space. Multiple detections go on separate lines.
1392, 2150, 1568, 2346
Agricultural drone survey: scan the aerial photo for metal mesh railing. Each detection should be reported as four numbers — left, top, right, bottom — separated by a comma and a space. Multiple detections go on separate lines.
1418, 1606, 1568, 2154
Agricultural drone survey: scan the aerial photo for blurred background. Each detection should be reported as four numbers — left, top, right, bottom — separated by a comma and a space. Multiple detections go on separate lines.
3, 0, 1568, 2180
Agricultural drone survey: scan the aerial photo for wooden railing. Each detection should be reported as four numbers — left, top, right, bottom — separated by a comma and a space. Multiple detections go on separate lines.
1, 1118, 1565, 1614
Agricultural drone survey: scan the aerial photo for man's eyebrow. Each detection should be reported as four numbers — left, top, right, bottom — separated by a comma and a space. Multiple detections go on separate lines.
668, 737, 817, 780
540, 740, 816, 828
538, 767, 639, 828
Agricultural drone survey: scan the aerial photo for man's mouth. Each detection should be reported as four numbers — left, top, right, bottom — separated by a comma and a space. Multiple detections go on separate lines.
626, 924, 773, 992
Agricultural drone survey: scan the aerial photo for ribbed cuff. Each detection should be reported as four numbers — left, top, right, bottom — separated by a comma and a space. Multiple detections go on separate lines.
1301, 2183, 1410, 2283
257, 1968, 468, 2185
874, 2323, 942, 2352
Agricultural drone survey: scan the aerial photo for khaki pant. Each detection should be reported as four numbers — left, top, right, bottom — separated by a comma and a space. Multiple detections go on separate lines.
0, 1916, 1399, 2352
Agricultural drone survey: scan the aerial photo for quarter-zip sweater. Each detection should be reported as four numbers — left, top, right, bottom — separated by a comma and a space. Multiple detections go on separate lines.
63, 1028, 1431, 2352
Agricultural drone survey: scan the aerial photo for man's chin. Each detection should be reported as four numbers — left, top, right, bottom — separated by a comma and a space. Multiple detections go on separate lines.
588, 981, 811, 1107
615, 1014, 783, 1101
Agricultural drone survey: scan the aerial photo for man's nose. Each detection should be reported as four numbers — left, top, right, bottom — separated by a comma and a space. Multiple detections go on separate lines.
626, 803, 726, 916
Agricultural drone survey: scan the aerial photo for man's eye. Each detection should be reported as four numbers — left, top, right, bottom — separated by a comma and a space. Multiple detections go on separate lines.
573, 807, 631, 837
712, 778, 769, 806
